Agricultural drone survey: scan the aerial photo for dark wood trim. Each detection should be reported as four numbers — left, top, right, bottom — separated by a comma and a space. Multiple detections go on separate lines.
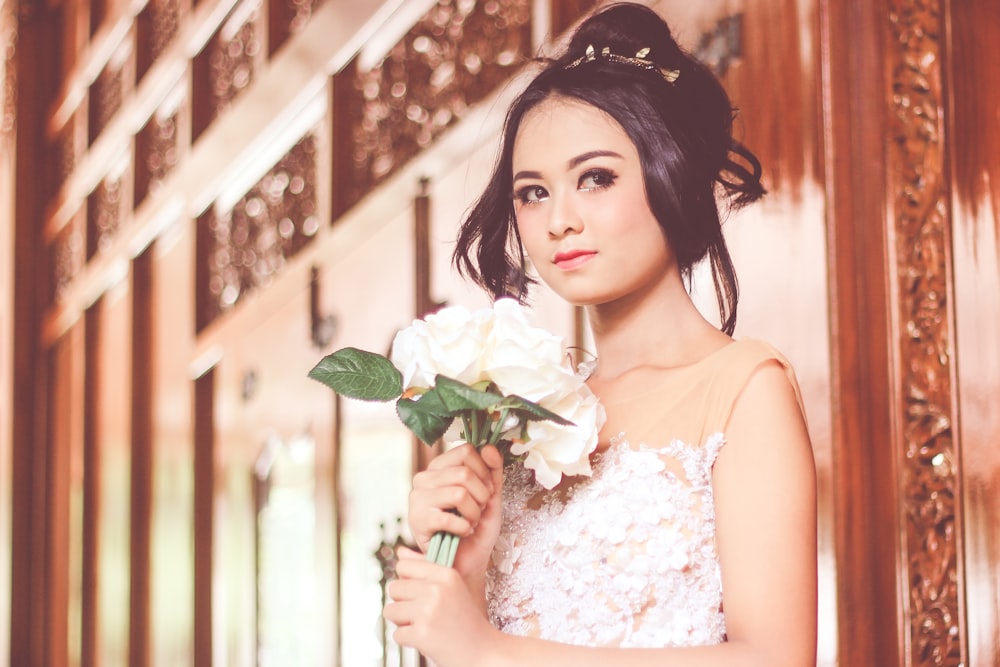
415, 178, 432, 319
81, 303, 101, 667
46, 339, 71, 667
193, 368, 215, 667
129, 251, 154, 667
11, 1, 61, 664
330, 57, 359, 221
820, 0, 901, 665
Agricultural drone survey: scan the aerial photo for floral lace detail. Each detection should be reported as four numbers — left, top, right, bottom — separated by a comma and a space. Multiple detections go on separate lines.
486, 432, 727, 648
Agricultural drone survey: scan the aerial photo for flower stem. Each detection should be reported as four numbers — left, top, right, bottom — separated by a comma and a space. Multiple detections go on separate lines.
488, 407, 510, 445
444, 532, 460, 567
426, 531, 443, 562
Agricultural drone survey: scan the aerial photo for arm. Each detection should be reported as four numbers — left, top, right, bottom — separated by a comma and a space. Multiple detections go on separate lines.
387, 361, 818, 667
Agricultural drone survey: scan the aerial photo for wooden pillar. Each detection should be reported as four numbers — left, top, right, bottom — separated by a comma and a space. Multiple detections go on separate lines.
822, 0, 901, 664
193, 369, 215, 667
130, 251, 154, 667
11, 0, 62, 664
824, 0, 970, 664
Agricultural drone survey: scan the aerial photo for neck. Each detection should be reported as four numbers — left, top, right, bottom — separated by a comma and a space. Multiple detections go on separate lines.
584, 275, 729, 380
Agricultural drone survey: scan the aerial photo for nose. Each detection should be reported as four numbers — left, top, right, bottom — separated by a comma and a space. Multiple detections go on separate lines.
546, 191, 583, 238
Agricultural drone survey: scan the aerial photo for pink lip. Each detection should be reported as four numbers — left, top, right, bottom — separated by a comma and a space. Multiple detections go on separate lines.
553, 249, 597, 270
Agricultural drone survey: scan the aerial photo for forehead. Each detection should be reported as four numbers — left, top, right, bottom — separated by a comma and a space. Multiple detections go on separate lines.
512, 96, 635, 165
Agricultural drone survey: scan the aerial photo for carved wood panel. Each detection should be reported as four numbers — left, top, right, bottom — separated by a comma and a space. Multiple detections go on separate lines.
1, 1, 13, 144
335, 0, 531, 212
192, 0, 263, 141
86, 170, 126, 258
268, 0, 325, 56
885, 1, 965, 665
199, 133, 319, 329
135, 0, 181, 83
52, 210, 85, 302
135, 108, 180, 206
87, 41, 128, 145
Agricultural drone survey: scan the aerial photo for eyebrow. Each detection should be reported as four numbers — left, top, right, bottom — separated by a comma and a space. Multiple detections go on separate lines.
512, 149, 625, 183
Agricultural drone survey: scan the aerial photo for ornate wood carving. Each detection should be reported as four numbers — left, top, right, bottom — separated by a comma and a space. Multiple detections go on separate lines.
87, 172, 124, 257
209, 0, 261, 116
337, 0, 531, 210
269, 0, 324, 55
192, 0, 262, 140
201, 133, 319, 327
2, 0, 14, 142
136, 0, 181, 82
52, 212, 86, 301
693, 14, 742, 78
886, 2, 965, 665
135, 109, 179, 205
55, 121, 78, 188
88, 55, 125, 145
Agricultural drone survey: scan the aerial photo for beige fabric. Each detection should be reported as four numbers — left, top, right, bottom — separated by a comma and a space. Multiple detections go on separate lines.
486, 339, 805, 648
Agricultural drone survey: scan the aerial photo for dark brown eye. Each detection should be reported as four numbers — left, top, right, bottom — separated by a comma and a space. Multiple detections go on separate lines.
579, 169, 617, 190
514, 185, 548, 204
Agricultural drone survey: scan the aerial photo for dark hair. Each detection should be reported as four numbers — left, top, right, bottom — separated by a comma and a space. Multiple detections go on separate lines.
453, 2, 764, 335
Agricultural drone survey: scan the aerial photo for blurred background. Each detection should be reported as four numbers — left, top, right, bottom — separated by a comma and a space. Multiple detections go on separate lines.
1, 0, 997, 665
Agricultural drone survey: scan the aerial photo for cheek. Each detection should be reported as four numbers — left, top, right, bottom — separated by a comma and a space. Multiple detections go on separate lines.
515, 214, 543, 253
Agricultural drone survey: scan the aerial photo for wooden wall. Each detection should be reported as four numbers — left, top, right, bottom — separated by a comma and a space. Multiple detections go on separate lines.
3, 0, 998, 666
1, 1, 15, 661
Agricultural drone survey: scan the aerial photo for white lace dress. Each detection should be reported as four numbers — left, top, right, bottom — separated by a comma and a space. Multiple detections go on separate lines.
484, 339, 806, 649
486, 431, 728, 648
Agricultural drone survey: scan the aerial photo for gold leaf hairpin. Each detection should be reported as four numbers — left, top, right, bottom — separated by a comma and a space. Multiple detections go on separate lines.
565, 44, 681, 83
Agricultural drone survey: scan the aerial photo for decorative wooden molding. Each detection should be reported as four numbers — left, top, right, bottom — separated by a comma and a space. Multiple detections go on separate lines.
885, 1, 966, 665
1, 0, 14, 144
336, 0, 532, 211
199, 132, 319, 329
136, 0, 182, 83
192, 0, 265, 142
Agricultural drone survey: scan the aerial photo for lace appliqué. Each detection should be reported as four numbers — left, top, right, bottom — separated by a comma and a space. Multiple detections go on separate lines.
486, 433, 727, 648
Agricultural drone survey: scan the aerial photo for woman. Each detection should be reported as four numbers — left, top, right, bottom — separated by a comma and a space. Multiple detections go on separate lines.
383, 3, 817, 665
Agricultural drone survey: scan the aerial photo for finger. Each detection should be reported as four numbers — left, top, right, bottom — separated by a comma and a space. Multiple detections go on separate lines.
386, 576, 422, 601
412, 465, 493, 505
383, 597, 418, 627
396, 545, 423, 561
395, 555, 454, 582
427, 443, 493, 482
409, 486, 485, 529
398, 544, 422, 559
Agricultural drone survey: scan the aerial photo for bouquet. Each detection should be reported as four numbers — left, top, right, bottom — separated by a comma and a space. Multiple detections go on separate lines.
308, 298, 604, 566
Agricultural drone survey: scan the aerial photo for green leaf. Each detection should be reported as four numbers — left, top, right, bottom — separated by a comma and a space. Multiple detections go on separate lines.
397, 390, 454, 444
497, 394, 574, 426
307, 347, 403, 402
433, 375, 504, 412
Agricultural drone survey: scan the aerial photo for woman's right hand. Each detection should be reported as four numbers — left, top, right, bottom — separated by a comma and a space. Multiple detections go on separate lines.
407, 442, 504, 580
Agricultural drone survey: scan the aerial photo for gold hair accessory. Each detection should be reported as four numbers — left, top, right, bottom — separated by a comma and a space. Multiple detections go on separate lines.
564, 44, 680, 83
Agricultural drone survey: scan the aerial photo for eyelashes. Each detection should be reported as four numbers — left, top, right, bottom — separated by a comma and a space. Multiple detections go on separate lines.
579, 168, 617, 191
513, 184, 547, 205
512, 168, 618, 205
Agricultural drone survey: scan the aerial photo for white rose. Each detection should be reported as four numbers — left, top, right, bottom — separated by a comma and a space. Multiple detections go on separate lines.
390, 304, 493, 390
511, 384, 605, 489
481, 298, 575, 403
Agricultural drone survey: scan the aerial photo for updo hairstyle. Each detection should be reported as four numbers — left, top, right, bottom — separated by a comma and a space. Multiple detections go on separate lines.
453, 2, 765, 335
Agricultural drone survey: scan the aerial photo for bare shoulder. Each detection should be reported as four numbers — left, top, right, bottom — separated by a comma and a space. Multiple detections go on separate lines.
710, 356, 818, 663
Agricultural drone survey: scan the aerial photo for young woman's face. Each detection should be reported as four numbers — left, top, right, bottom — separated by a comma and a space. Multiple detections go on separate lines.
511, 96, 674, 307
